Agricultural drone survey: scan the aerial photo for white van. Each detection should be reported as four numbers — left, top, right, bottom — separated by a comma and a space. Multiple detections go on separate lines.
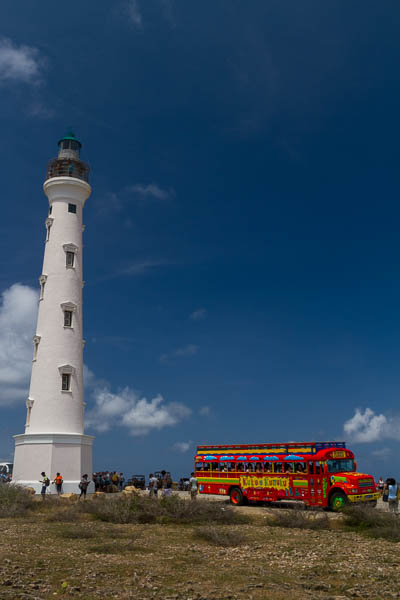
0, 463, 13, 476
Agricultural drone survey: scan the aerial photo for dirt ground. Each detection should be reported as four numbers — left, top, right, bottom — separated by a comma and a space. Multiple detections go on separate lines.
0, 494, 399, 600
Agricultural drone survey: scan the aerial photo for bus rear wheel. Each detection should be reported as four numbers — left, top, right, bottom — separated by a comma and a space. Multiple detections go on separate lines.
329, 491, 348, 511
230, 487, 244, 506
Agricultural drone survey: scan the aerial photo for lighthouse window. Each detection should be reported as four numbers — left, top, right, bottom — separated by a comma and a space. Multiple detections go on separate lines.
33, 336, 40, 361
64, 310, 73, 328
61, 374, 71, 391
66, 251, 75, 268
68, 203, 77, 214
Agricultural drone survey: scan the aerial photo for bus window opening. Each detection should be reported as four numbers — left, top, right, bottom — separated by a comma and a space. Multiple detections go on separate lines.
328, 459, 355, 473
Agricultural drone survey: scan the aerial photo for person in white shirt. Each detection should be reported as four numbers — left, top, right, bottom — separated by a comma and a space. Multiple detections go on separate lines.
148, 473, 158, 497
189, 472, 198, 500
387, 478, 398, 513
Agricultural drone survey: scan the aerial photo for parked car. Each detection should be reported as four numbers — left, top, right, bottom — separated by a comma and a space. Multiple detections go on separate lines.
124, 475, 146, 490
0, 463, 13, 476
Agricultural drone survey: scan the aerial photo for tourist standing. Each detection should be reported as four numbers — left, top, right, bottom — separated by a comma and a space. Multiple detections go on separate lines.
79, 474, 90, 500
111, 471, 119, 490
387, 478, 398, 513
118, 472, 125, 492
149, 473, 158, 497
53, 472, 63, 495
39, 472, 50, 499
377, 476, 384, 495
189, 472, 198, 500
161, 470, 173, 497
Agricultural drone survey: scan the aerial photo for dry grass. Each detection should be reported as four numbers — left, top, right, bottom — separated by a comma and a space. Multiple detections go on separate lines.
81, 493, 246, 525
1, 494, 400, 599
58, 526, 98, 539
193, 525, 246, 547
0, 510, 400, 600
267, 507, 330, 531
342, 504, 400, 542
0, 484, 35, 518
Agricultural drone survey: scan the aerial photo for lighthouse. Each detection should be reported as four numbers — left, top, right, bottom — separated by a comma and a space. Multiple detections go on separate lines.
12, 133, 94, 494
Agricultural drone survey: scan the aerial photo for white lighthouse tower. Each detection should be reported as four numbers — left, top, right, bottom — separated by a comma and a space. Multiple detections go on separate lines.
12, 133, 94, 494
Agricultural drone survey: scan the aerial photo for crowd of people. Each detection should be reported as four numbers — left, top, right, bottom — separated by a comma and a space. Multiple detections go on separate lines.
148, 470, 198, 499
93, 471, 125, 492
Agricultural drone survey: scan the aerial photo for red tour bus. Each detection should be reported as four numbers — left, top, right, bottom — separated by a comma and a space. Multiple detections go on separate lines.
195, 441, 379, 510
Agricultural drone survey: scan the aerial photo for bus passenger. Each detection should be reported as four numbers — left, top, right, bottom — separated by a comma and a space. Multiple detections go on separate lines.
255, 463, 262, 473
264, 463, 272, 473
285, 463, 293, 473
246, 463, 253, 473
237, 463, 244, 472
296, 463, 304, 473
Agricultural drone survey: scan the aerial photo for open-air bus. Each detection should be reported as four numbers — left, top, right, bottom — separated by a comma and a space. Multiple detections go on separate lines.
194, 441, 379, 510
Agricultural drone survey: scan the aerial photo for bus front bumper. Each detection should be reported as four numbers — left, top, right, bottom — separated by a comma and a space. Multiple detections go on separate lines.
347, 492, 380, 503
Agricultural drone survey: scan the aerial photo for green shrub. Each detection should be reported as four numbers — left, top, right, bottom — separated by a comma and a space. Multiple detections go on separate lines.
158, 495, 246, 525
88, 533, 142, 554
58, 526, 97, 539
193, 526, 246, 547
268, 508, 330, 531
82, 494, 247, 525
342, 505, 400, 541
88, 542, 128, 554
46, 502, 85, 522
82, 495, 153, 524
0, 484, 35, 518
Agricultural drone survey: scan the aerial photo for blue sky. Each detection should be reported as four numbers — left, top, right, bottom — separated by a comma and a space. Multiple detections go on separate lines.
1, 1, 400, 479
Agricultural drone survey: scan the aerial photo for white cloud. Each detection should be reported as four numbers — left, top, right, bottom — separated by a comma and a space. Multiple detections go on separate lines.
199, 406, 210, 416
190, 308, 207, 321
0, 284, 38, 406
0, 38, 43, 84
95, 259, 170, 284
95, 191, 123, 216
371, 447, 392, 460
126, 0, 143, 27
83, 364, 96, 389
173, 441, 192, 453
344, 408, 400, 443
28, 101, 55, 119
127, 183, 174, 201
160, 344, 198, 363
86, 387, 191, 436
120, 259, 169, 276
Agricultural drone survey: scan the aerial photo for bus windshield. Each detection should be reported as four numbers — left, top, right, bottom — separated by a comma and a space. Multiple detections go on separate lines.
327, 459, 355, 473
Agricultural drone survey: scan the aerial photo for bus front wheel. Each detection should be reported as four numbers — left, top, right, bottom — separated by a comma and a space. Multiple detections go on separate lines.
329, 491, 348, 511
230, 487, 244, 506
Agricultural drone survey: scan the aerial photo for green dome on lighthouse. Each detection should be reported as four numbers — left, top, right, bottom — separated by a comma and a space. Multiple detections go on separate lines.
57, 130, 82, 149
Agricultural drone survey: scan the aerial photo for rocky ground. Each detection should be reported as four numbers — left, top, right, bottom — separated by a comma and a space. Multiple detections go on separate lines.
0, 496, 399, 600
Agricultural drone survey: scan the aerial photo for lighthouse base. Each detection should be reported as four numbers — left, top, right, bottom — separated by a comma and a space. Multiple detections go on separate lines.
12, 432, 94, 495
